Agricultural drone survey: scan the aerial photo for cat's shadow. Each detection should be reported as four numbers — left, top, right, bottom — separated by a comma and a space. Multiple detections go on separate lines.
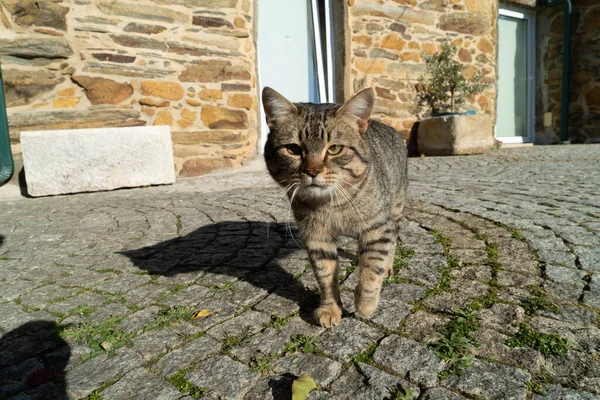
120, 221, 322, 324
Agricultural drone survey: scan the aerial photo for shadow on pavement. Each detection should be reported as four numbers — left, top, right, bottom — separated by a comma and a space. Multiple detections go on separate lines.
0, 320, 71, 400
121, 221, 320, 324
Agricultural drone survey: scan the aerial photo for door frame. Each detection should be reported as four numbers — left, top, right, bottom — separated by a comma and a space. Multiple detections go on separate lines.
496, 6, 536, 144
256, 0, 336, 153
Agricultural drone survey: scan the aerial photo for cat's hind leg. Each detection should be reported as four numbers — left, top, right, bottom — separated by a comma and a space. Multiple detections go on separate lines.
355, 220, 397, 318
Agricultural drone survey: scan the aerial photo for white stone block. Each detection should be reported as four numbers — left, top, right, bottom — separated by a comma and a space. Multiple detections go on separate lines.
21, 126, 175, 197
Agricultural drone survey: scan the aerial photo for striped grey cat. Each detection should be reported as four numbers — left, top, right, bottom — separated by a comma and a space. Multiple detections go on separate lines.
262, 87, 408, 328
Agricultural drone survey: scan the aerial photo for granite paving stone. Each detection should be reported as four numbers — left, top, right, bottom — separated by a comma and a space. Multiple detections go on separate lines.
271, 353, 342, 387
186, 355, 260, 400
316, 318, 384, 362
374, 335, 446, 387
532, 384, 598, 400
151, 334, 221, 378
66, 349, 143, 398
1, 145, 599, 399
423, 387, 469, 399
442, 359, 531, 400
99, 367, 182, 400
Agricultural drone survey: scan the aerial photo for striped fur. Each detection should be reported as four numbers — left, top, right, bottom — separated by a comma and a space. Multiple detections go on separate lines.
263, 87, 408, 328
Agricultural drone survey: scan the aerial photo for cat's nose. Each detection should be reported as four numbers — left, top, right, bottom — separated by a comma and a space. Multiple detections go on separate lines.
303, 168, 321, 178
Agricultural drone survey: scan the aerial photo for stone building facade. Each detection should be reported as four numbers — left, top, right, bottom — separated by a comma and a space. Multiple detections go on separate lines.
1, 0, 259, 177
537, 0, 600, 144
1, 0, 598, 179
346, 0, 499, 139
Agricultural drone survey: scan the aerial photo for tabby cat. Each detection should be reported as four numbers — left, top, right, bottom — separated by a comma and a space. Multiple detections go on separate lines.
262, 87, 408, 328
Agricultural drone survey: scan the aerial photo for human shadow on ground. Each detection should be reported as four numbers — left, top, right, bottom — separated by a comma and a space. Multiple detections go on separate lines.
121, 221, 323, 324
0, 320, 71, 399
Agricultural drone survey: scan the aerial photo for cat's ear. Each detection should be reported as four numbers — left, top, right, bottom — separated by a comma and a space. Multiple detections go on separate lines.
262, 87, 297, 129
338, 88, 374, 134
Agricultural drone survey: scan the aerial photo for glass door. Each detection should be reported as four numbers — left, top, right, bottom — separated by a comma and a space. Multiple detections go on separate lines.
496, 8, 535, 143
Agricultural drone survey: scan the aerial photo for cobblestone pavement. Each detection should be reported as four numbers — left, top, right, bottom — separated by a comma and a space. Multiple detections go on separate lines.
1, 145, 599, 400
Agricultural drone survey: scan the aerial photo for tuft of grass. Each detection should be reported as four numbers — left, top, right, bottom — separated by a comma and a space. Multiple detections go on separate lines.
422, 230, 459, 297
221, 326, 253, 352
212, 281, 235, 293
86, 391, 104, 400
384, 244, 415, 286
522, 286, 561, 315
509, 228, 524, 241
468, 282, 499, 311
350, 341, 378, 365
96, 268, 122, 274
175, 214, 183, 235
67, 305, 97, 317
264, 312, 298, 330
473, 232, 489, 241
526, 367, 557, 396
526, 380, 544, 396
284, 334, 318, 354
395, 245, 415, 260
60, 315, 135, 359
430, 308, 479, 378
507, 323, 571, 356
168, 369, 206, 399
431, 229, 452, 249
340, 261, 357, 282
106, 294, 126, 305
249, 353, 275, 374
484, 242, 502, 272
387, 384, 413, 400
384, 275, 409, 286
171, 284, 189, 294
144, 306, 193, 331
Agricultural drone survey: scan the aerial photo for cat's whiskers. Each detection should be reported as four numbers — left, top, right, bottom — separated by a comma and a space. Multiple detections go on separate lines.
339, 178, 374, 204
334, 182, 366, 228
286, 183, 302, 249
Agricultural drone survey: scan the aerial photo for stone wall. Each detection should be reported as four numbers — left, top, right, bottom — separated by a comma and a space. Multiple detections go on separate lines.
536, 0, 600, 143
345, 0, 498, 139
0, 0, 259, 177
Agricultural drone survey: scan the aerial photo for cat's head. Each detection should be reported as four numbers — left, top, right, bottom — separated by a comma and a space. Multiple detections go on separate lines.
262, 87, 374, 203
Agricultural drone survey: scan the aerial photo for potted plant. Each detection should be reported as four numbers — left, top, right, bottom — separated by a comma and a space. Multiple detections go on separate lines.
412, 41, 494, 156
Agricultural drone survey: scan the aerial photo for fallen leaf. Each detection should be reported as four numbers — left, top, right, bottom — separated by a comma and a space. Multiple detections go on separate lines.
291, 373, 318, 400
191, 309, 213, 319
100, 341, 112, 351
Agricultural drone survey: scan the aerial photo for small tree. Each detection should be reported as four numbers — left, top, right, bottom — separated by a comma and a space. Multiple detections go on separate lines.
413, 41, 488, 115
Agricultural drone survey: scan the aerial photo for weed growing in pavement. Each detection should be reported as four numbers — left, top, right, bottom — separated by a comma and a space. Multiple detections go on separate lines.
386, 384, 413, 400
168, 369, 206, 399
522, 286, 561, 315
60, 315, 134, 359
431, 308, 479, 378
507, 323, 571, 356
284, 334, 318, 354
221, 326, 253, 352
350, 341, 378, 365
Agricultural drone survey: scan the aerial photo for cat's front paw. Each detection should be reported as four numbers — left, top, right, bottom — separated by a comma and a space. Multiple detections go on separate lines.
314, 304, 342, 328
354, 287, 380, 319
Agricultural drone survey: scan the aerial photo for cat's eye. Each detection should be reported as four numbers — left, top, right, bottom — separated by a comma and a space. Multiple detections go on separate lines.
283, 144, 302, 156
327, 145, 344, 155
